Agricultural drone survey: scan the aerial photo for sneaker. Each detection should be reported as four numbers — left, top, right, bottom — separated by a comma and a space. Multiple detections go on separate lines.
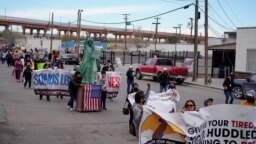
103, 108, 107, 110
66, 105, 71, 109
69, 108, 74, 111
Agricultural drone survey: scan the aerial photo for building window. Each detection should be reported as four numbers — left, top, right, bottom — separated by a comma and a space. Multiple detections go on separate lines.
246, 49, 256, 72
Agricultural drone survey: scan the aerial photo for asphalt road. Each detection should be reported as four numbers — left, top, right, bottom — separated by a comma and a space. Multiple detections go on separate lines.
0, 64, 241, 144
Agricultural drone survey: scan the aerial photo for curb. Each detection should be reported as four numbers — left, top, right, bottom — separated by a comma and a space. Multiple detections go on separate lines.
0, 103, 7, 124
183, 82, 223, 91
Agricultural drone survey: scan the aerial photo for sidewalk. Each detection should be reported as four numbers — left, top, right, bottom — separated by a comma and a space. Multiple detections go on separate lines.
184, 77, 224, 90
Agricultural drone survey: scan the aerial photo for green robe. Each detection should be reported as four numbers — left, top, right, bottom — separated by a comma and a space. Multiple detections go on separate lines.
78, 39, 100, 84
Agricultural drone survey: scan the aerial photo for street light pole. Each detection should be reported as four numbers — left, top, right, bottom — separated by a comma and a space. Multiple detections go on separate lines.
123, 14, 130, 50
76, 9, 83, 56
173, 26, 179, 66
192, 0, 199, 81
152, 17, 160, 52
50, 13, 54, 53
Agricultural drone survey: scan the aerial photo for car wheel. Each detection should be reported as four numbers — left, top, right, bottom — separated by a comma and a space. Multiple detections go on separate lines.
136, 70, 143, 79
233, 86, 243, 99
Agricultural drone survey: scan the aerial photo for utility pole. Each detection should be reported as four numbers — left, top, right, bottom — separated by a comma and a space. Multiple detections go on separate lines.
178, 24, 182, 42
189, 18, 193, 43
76, 9, 83, 56
204, 0, 209, 85
123, 14, 130, 50
192, 0, 199, 81
173, 26, 179, 66
152, 17, 160, 51
50, 12, 54, 52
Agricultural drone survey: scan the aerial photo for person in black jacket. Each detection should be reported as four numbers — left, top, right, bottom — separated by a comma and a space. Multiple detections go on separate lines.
126, 66, 135, 93
23, 64, 32, 88
158, 68, 170, 92
67, 71, 82, 111
223, 73, 235, 104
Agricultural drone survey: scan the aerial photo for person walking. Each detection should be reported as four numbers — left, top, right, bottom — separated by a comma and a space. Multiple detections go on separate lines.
223, 73, 235, 104
158, 68, 170, 93
99, 70, 108, 110
23, 64, 32, 88
67, 71, 82, 111
39, 63, 51, 101
126, 66, 135, 93
15, 58, 23, 82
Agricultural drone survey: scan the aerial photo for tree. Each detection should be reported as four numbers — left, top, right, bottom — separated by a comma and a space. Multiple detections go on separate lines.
166, 37, 178, 44
1, 30, 23, 46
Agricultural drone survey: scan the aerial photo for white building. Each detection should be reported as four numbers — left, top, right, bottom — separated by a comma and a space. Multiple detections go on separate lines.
235, 27, 256, 74
15, 36, 61, 52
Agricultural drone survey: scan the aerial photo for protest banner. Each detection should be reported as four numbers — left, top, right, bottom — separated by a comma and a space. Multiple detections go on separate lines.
33, 69, 73, 96
140, 104, 256, 144
106, 71, 121, 98
130, 90, 184, 144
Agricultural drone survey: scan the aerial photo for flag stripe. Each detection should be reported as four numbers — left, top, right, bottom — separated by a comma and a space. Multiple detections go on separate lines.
83, 84, 100, 111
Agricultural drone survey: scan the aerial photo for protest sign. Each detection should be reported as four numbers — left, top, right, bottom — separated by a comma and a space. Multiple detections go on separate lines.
33, 69, 73, 96
134, 90, 184, 144
142, 104, 256, 144
106, 71, 121, 98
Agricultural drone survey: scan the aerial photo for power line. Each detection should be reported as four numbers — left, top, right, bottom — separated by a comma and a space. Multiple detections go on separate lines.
216, 0, 237, 29
223, 0, 243, 26
198, 6, 234, 31
208, 2, 233, 30
81, 3, 193, 25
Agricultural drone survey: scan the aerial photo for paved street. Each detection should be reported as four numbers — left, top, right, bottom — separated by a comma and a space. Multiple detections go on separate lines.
0, 64, 241, 144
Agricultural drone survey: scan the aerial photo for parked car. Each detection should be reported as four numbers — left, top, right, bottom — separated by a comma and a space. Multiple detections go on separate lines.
135, 58, 188, 84
233, 73, 256, 99
59, 54, 79, 65
128, 51, 145, 56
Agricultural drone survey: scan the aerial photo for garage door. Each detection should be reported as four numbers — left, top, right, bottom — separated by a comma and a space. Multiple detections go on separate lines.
247, 49, 256, 72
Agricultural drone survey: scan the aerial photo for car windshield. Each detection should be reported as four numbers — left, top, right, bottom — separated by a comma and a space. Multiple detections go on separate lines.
157, 59, 173, 66
63, 54, 77, 58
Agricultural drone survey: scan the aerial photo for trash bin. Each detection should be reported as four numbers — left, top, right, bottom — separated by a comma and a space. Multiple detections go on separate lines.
75, 84, 101, 112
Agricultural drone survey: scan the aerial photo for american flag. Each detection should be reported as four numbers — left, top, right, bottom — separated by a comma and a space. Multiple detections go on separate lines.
83, 84, 101, 111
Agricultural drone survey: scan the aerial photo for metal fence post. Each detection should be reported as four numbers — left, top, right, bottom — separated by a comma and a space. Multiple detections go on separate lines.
123, 51, 125, 66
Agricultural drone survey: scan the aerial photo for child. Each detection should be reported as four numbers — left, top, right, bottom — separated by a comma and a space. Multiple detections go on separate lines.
23, 64, 32, 88
100, 70, 107, 110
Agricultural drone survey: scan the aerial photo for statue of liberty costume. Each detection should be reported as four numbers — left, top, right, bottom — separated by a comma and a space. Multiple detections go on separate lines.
77, 39, 100, 84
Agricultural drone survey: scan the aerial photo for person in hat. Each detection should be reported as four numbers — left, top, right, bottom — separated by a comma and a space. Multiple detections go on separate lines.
241, 90, 256, 107
126, 65, 135, 93
158, 68, 170, 93
223, 73, 235, 104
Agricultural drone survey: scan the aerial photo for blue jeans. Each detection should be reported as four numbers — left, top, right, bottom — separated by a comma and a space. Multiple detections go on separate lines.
68, 93, 76, 108
224, 90, 234, 104
160, 84, 168, 93
127, 79, 134, 93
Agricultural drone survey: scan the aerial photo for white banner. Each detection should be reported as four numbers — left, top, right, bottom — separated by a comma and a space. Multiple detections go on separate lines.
139, 104, 256, 144
33, 69, 73, 96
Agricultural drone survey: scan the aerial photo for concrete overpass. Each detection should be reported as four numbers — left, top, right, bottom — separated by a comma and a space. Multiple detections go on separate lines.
0, 15, 203, 42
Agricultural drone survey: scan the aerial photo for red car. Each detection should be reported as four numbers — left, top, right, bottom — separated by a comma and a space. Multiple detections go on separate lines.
135, 58, 188, 84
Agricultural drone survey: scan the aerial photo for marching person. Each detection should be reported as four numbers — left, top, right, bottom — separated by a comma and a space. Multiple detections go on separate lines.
67, 71, 82, 111
15, 58, 23, 82
39, 63, 51, 102
126, 66, 135, 93
99, 70, 108, 110
158, 68, 170, 93
181, 100, 197, 112
132, 91, 145, 137
23, 64, 32, 88
223, 73, 235, 104
204, 98, 213, 107
56, 61, 64, 99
